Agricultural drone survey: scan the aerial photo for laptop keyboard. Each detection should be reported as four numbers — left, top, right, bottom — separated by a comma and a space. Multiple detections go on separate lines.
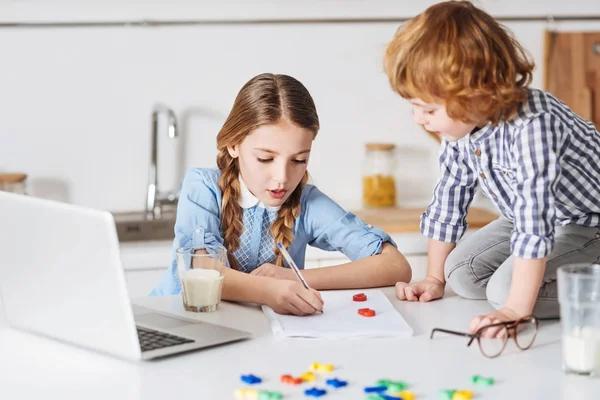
136, 326, 194, 352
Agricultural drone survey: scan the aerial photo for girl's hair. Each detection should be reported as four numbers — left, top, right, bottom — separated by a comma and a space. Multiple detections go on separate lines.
383, 0, 535, 125
216, 73, 319, 269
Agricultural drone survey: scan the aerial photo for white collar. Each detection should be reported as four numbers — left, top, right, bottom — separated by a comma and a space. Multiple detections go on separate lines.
238, 175, 281, 212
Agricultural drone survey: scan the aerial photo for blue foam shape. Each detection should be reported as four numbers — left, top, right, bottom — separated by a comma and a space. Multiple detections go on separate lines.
325, 378, 348, 388
364, 386, 388, 393
304, 387, 327, 397
240, 374, 262, 384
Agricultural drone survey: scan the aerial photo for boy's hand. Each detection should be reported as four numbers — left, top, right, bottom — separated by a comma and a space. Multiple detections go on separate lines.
469, 307, 522, 336
469, 258, 544, 335
395, 276, 445, 302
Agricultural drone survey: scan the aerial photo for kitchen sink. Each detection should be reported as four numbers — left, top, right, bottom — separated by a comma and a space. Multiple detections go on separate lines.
115, 103, 181, 242
112, 206, 177, 242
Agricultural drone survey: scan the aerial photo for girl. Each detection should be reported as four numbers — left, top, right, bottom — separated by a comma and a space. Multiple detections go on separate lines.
151, 73, 412, 315
384, 1, 600, 332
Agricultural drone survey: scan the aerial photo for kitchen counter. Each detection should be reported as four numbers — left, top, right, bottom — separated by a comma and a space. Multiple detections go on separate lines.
119, 233, 432, 298
119, 232, 428, 271
118, 207, 496, 298
353, 206, 498, 234
119, 207, 497, 271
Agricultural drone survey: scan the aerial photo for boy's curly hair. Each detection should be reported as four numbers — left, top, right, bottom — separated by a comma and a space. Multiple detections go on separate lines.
383, 1, 535, 125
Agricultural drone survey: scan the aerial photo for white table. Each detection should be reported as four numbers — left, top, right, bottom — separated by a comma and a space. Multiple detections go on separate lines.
0, 288, 598, 400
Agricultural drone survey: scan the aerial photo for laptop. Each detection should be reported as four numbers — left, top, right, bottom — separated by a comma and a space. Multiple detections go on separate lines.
0, 191, 251, 361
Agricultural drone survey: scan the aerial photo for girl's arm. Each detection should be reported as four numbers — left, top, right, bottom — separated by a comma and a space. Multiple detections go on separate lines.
152, 169, 322, 315
288, 185, 414, 290
300, 242, 411, 290
220, 268, 323, 315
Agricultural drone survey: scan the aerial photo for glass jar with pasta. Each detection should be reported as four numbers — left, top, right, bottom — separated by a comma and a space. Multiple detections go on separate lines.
362, 143, 397, 208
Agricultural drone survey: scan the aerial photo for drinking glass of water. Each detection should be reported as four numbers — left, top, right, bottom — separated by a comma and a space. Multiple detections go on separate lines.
176, 245, 227, 312
557, 263, 600, 376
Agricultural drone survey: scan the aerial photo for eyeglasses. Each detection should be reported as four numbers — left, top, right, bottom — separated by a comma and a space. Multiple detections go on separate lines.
430, 315, 539, 358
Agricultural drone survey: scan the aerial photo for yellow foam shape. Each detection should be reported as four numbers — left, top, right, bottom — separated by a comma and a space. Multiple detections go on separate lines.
318, 364, 334, 372
453, 390, 473, 400
300, 372, 316, 382
398, 390, 415, 400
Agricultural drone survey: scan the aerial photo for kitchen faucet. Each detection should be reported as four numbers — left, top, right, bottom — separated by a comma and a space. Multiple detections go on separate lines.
146, 104, 179, 220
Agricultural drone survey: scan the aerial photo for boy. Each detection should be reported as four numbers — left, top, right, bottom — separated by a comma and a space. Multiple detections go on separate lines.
384, 0, 600, 333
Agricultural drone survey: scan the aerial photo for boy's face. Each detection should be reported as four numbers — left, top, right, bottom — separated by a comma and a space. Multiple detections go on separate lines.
409, 98, 476, 142
228, 118, 314, 207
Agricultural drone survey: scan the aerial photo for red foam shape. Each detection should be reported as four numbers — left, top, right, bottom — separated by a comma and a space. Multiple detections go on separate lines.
353, 293, 367, 302
358, 308, 376, 317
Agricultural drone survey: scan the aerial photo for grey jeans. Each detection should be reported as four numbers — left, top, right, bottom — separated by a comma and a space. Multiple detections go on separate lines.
444, 217, 600, 318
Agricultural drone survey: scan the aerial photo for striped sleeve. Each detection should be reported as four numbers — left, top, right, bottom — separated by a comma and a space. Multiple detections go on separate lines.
511, 113, 563, 259
420, 138, 479, 242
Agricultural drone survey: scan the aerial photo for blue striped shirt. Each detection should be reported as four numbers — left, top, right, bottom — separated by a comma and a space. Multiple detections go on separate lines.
421, 89, 600, 259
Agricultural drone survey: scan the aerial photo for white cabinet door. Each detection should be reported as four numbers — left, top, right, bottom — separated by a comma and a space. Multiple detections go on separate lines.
0, 296, 6, 328
315, 254, 427, 282
405, 255, 428, 282
124, 269, 166, 299
318, 257, 350, 268
304, 260, 321, 270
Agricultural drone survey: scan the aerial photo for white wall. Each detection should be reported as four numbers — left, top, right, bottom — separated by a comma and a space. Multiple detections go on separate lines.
1, 0, 599, 22
1, 1, 599, 212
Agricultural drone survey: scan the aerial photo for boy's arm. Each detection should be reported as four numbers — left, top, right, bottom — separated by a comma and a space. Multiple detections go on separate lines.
394, 238, 454, 302
425, 238, 456, 283
470, 257, 546, 332
471, 113, 562, 330
505, 257, 547, 316
421, 138, 479, 245
394, 138, 479, 302
503, 114, 562, 311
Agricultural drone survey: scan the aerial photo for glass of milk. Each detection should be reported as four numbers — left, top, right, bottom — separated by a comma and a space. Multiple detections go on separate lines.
557, 263, 600, 376
176, 245, 227, 312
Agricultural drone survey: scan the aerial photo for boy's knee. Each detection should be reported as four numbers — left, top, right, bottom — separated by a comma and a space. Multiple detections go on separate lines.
485, 269, 512, 308
486, 278, 509, 309
444, 246, 469, 280
444, 251, 486, 300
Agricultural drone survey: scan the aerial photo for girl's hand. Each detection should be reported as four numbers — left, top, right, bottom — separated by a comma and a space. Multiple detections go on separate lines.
265, 279, 324, 315
395, 276, 445, 302
250, 263, 295, 280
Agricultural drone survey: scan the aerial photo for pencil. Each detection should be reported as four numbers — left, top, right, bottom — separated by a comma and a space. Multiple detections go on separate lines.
276, 242, 323, 313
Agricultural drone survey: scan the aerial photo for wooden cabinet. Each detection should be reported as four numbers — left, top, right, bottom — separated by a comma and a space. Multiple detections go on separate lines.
544, 30, 600, 129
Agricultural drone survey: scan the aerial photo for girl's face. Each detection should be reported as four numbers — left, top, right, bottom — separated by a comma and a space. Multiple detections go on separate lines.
228, 118, 314, 207
409, 98, 476, 141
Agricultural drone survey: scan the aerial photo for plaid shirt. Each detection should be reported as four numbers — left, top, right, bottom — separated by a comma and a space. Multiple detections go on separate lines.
421, 89, 600, 259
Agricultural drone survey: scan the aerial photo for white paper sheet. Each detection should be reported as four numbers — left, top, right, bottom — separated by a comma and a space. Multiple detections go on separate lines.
261, 289, 413, 339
